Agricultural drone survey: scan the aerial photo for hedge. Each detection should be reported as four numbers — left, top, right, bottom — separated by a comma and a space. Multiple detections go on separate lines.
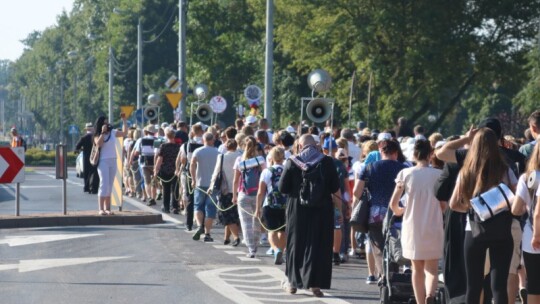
24, 148, 77, 167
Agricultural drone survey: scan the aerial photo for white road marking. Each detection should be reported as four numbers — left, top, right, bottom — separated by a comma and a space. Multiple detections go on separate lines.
0, 256, 129, 273
36, 172, 84, 187
224, 251, 245, 255
123, 196, 183, 225
236, 257, 261, 262
0, 234, 102, 247
212, 245, 231, 250
197, 266, 350, 304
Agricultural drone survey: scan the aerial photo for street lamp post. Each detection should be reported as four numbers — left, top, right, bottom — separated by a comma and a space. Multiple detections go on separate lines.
137, 18, 143, 121
109, 47, 114, 122
264, 0, 274, 126
179, 0, 187, 122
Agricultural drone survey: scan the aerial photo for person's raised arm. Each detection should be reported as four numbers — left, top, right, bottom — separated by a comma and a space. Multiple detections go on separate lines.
436, 125, 477, 163
115, 113, 128, 137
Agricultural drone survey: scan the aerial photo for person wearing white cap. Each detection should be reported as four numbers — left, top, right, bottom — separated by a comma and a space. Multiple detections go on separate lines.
245, 115, 258, 126
131, 124, 158, 206
76, 122, 98, 194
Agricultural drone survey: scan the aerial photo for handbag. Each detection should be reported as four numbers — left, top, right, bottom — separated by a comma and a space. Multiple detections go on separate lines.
89, 144, 100, 167
350, 196, 370, 233
213, 154, 224, 193
470, 183, 514, 222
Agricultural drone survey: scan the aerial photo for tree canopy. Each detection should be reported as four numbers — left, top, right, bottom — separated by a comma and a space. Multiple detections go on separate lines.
4, 0, 540, 143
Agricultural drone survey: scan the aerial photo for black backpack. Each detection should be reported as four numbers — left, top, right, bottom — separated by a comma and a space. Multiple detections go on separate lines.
299, 161, 325, 208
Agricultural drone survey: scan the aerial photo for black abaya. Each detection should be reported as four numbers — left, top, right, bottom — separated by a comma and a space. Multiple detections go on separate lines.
279, 156, 340, 289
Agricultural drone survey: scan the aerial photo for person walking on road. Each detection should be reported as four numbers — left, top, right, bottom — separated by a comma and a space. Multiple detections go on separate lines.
190, 132, 219, 242
389, 139, 444, 303
154, 128, 181, 214
93, 114, 128, 215
278, 134, 341, 298
76, 122, 99, 194
449, 128, 516, 304
232, 136, 266, 258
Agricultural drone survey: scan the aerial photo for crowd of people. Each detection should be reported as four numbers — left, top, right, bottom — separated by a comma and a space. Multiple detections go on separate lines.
72, 112, 540, 303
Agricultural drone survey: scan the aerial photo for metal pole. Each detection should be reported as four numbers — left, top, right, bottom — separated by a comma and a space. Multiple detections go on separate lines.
108, 47, 114, 123
137, 18, 143, 122
263, 0, 274, 126
348, 70, 356, 128
179, 0, 187, 122
63, 177, 67, 215
16, 183, 20, 216
61, 74, 65, 144
367, 72, 373, 128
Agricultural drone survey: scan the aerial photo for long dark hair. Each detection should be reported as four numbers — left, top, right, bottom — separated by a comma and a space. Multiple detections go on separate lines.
457, 128, 508, 208
94, 116, 107, 138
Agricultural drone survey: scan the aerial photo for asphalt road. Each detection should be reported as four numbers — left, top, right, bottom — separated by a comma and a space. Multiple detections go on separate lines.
0, 168, 381, 304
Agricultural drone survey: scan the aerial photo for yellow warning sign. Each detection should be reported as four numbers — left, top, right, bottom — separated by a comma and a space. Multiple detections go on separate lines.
165, 92, 183, 109
120, 106, 135, 118
112, 137, 124, 208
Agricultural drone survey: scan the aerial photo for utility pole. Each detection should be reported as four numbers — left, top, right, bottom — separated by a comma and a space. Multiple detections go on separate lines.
179, 0, 187, 122
137, 18, 143, 121
108, 47, 114, 123
264, 0, 274, 126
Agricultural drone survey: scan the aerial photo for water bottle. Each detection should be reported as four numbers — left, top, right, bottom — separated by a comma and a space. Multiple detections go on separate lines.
239, 156, 266, 171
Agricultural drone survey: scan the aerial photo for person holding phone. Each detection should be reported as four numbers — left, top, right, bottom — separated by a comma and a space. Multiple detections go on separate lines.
93, 113, 128, 215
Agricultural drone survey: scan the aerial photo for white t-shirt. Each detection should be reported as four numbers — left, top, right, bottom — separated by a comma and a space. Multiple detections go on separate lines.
259, 164, 284, 207
517, 174, 540, 254
99, 130, 117, 159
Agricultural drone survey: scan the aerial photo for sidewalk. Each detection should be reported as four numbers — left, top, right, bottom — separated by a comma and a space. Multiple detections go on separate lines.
0, 168, 163, 229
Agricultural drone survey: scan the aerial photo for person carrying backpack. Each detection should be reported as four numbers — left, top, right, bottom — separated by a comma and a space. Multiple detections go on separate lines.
255, 147, 287, 265
278, 134, 341, 298
232, 136, 266, 258
512, 141, 540, 304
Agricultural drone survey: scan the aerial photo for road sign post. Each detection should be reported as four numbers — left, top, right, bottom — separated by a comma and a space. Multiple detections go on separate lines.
0, 147, 25, 216
55, 144, 68, 215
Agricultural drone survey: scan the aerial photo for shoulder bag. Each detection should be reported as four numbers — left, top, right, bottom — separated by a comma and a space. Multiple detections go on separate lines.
90, 144, 100, 167
470, 183, 514, 222
469, 182, 514, 241
350, 164, 372, 233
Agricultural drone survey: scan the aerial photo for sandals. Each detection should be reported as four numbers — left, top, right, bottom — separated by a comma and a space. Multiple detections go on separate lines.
311, 288, 324, 298
281, 280, 297, 294
105, 210, 114, 215
99, 210, 106, 216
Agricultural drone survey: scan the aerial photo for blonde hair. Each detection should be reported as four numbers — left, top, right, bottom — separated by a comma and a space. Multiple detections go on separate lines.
242, 136, 258, 160
235, 133, 247, 150
336, 138, 348, 151
362, 140, 378, 155
268, 147, 285, 165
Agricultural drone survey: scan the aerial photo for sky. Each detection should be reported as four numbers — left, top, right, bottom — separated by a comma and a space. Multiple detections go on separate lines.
0, 0, 75, 62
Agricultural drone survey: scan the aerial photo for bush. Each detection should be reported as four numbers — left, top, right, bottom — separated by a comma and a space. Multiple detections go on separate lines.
25, 148, 77, 167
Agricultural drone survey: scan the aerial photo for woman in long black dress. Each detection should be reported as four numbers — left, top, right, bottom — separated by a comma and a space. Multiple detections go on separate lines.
278, 134, 340, 298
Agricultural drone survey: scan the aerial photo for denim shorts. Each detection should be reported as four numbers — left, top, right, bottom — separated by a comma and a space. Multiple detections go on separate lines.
194, 187, 217, 219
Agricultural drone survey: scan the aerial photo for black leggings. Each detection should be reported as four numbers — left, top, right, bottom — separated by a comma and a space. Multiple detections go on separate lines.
523, 252, 540, 295
161, 175, 179, 211
464, 232, 513, 304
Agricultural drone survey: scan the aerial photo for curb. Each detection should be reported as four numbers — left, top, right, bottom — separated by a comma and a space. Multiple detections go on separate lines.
0, 211, 163, 229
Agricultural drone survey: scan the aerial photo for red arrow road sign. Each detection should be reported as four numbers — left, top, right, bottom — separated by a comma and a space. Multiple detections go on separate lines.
0, 148, 25, 183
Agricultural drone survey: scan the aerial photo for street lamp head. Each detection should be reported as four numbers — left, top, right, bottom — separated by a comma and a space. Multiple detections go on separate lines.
308, 69, 332, 94
147, 94, 160, 105
194, 84, 208, 100
67, 51, 78, 59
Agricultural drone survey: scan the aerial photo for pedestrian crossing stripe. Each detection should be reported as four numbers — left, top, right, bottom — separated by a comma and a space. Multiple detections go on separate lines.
111, 138, 123, 208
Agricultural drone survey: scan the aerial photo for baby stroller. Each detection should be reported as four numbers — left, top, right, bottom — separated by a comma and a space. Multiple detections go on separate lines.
379, 208, 447, 304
